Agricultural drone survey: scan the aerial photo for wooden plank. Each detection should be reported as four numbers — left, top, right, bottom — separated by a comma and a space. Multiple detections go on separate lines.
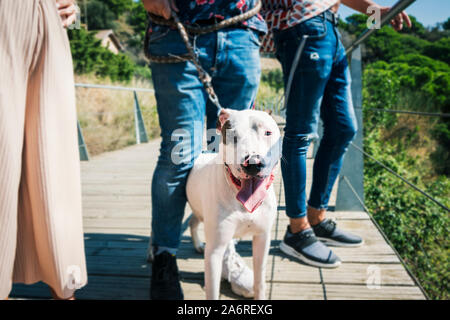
276, 210, 370, 221
325, 284, 425, 300
70, 139, 427, 300
269, 283, 325, 300
10, 276, 150, 300
321, 263, 415, 286
83, 217, 151, 229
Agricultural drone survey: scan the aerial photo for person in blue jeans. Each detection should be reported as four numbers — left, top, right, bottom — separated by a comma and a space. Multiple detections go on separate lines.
264, 0, 411, 268
142, 0, 267, 300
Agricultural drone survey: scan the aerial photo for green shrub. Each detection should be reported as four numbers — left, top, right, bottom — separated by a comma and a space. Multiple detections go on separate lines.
363, 64, 450, 299
68, 27, 135, 82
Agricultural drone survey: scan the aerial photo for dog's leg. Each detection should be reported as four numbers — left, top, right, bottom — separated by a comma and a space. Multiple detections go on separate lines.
204, 243, 227, 300
252, 233, 270, 300
189, 214, 205, 253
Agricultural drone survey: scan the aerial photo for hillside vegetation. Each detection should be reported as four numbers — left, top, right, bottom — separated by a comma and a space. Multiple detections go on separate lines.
342, 14, 449, 299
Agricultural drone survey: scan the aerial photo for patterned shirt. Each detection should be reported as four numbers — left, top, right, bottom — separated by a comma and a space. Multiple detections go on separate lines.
149, 0, 267, 35
261, 0, 338, 52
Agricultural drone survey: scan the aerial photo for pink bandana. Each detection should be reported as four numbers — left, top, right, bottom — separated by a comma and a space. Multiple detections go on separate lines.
225, 165, 275, 213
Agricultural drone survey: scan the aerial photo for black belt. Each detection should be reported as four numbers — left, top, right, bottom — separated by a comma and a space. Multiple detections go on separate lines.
194, 17, 224, 26
321, 10, 339, 26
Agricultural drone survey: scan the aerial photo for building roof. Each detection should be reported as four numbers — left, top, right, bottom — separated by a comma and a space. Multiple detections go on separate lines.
94, 29, 124, 52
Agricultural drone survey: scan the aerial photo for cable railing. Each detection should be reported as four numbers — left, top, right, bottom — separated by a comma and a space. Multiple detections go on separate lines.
356, 107, 450, 118
75, 82, 155, 93
338, 0, 449, 213
350, 142, 449, 212
255, 0, 445, 300
339, 0, 447, 300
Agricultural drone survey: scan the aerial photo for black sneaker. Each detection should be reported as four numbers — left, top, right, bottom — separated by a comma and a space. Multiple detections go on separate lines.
280, 227, 341, 268
313, 218, 364, 247
150, 250, 184, 300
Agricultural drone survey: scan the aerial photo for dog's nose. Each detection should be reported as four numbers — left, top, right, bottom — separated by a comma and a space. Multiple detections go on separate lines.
241, 155, 265, 176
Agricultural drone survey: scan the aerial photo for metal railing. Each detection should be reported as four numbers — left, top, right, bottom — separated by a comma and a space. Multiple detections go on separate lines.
337, 0, 449, 214
356, 107, 450, 117
332, 0, 445, 300
75, 83, 153, 160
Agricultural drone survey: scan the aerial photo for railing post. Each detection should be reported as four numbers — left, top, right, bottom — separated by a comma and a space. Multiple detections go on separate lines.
133, 91, 149, 144
335, 45, 365, 211
77, 121, 89, 161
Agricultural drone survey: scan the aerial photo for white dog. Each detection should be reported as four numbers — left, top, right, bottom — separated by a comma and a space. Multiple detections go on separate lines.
186, 108, 281, 300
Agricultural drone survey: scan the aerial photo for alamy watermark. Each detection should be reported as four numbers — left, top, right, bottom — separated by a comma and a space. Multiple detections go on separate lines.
366, 5, 382, 30
366, 265, 381, 289
67, 265, 83, 290
66, 4, 82, 30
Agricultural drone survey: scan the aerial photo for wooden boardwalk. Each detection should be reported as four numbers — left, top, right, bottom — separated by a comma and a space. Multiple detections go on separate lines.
11, 138, 426, 300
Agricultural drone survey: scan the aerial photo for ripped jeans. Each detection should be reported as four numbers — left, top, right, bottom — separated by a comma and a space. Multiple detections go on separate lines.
274, 12, 357, 219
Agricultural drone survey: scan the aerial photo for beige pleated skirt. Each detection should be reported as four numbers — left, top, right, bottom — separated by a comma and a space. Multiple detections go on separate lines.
0, 0, 87, 299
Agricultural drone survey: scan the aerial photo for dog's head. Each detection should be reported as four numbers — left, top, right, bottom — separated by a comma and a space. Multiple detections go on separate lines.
216, 108, 282, 179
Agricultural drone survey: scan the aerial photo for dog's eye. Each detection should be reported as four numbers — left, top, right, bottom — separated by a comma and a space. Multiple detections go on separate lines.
264, 131, 272, 136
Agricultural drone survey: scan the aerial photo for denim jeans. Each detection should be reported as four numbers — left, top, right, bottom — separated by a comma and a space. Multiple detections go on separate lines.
148, 27, 261, 248
274, 13, 357, 219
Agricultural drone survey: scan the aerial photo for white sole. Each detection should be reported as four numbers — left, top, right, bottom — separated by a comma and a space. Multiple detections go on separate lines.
230, 283, 254, 299
317, 237, 364, 248
221, 278, 254, 298
280, 242, 341, 269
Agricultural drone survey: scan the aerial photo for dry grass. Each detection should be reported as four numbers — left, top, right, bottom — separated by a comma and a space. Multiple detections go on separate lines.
260, 57, 281, 71
75, 74, 160, 156
382, 114, 441, 181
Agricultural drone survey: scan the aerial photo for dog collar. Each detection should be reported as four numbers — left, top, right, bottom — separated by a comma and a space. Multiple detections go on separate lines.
224, 163, 275, 213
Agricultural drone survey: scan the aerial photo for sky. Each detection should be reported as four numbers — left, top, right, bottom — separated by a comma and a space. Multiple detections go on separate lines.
339, 0, 450, 27
131, 0, 448, 27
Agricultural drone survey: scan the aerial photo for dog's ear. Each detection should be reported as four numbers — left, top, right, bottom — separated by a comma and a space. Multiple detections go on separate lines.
216, 108, 231, 133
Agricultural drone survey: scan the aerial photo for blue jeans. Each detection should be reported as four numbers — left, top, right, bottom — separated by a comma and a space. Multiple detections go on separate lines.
148, 27, 261, 248
274, 13, 357, 219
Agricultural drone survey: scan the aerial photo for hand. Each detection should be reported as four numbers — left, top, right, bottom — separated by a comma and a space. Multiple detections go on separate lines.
142, 0, 178, 20
380, 6, 412, 31
56, 0, 78, 28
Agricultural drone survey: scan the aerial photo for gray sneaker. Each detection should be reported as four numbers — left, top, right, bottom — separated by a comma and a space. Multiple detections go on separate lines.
313, 218, 364, 247
280, 227, 341, 268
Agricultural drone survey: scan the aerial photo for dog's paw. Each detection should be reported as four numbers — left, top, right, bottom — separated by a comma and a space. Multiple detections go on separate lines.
194, 242, 205, 254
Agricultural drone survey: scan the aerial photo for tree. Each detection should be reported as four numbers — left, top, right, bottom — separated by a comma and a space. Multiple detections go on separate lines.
82, 0, 116, 30
102, 0, 134, 18
399, 15, 426, 37
443, 17, 450, 31
127, 1, 148, 45
423, 38, 450, 65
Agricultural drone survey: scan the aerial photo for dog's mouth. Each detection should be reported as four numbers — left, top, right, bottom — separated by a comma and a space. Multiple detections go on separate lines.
225, 164, 275, 213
